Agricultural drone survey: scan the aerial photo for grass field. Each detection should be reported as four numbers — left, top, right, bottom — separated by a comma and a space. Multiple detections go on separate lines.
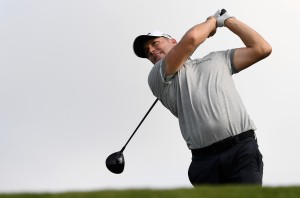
0, 186, 300, 198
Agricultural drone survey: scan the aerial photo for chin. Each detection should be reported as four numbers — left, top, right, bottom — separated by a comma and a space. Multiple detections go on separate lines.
154, 57, 163, 64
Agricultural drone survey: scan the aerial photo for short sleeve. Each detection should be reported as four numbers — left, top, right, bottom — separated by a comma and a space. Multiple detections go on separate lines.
148, 59, 170, 99
148, 59, 178, 116
227, 49, 239, 74
160, 59, 176, 83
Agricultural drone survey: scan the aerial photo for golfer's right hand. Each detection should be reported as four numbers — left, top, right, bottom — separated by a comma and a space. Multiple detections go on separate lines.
216, 9, 234, 27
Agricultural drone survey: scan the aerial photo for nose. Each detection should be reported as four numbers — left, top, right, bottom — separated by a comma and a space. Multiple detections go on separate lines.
148, 45, 156, 56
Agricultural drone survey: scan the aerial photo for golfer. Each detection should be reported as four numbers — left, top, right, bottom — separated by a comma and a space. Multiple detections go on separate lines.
133, 10, 271, 185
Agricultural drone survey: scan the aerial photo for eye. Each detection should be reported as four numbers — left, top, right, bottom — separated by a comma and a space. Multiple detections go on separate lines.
153, 41, 159, 46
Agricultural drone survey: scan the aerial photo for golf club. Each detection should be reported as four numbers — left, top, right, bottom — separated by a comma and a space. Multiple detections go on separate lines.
106, 98, 159, 174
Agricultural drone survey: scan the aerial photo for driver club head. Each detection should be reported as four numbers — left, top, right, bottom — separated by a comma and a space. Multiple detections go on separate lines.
105, 151, 125, 174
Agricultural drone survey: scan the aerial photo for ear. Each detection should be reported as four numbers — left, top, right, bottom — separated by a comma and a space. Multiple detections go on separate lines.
170, 38, 177, 45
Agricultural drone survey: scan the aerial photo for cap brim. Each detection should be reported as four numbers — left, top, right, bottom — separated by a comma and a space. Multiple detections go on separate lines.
133, 35, 156, 58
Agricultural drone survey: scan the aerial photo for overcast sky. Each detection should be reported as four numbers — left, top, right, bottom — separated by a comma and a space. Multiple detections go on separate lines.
0, 0, 300, 193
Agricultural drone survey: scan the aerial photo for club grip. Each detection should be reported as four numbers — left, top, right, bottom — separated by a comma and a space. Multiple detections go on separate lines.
220, 9, 226, 16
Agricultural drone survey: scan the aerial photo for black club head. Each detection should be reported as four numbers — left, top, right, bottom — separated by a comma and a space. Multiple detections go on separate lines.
105, 151, 125, 174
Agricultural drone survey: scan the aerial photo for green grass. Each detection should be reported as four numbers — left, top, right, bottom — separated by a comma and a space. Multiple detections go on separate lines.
1, 186, 300, 198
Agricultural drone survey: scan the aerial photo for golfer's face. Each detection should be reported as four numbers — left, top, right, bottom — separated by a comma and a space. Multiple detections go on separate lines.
144, 37, 175, 64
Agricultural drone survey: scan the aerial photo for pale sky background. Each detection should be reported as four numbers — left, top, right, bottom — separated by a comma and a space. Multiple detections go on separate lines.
0, 0, 299, 193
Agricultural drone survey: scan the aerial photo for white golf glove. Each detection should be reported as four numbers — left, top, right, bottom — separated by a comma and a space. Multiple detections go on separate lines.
216, 9, 234, 27
213, 10, 221, 19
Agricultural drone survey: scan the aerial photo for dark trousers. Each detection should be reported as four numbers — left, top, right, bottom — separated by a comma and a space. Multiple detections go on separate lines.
188, 137, 263, 186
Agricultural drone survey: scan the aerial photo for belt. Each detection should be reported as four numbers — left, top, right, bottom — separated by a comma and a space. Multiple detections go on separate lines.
191, 130, 255, 156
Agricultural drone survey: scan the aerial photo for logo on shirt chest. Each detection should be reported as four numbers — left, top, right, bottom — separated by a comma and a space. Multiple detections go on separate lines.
195, 58, 212, 65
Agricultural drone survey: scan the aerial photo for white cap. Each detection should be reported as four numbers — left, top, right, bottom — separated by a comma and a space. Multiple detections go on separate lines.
133, 31, 172, 58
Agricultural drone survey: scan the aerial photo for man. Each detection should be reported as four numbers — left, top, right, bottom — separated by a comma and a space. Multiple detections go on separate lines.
133, 10, 271, 185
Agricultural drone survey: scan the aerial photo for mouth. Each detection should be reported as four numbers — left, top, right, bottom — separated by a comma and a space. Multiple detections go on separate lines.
154, 52, 163, 62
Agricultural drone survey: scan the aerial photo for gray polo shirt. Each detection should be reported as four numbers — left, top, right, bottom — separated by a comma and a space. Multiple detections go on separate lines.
148, 49, 256, 149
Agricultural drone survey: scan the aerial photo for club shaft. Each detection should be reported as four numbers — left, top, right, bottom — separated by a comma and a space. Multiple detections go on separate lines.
120, 98, 159, 153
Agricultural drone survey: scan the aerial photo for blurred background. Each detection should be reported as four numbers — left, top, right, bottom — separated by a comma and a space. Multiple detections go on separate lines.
0, 0, 299, 193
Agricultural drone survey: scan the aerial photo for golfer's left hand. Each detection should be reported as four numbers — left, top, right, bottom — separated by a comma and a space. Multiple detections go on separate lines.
216, 9, 234, 27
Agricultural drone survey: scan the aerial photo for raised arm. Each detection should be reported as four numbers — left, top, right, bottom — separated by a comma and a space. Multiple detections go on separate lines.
164, 15, 218, 76
224, 15, 272, 72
